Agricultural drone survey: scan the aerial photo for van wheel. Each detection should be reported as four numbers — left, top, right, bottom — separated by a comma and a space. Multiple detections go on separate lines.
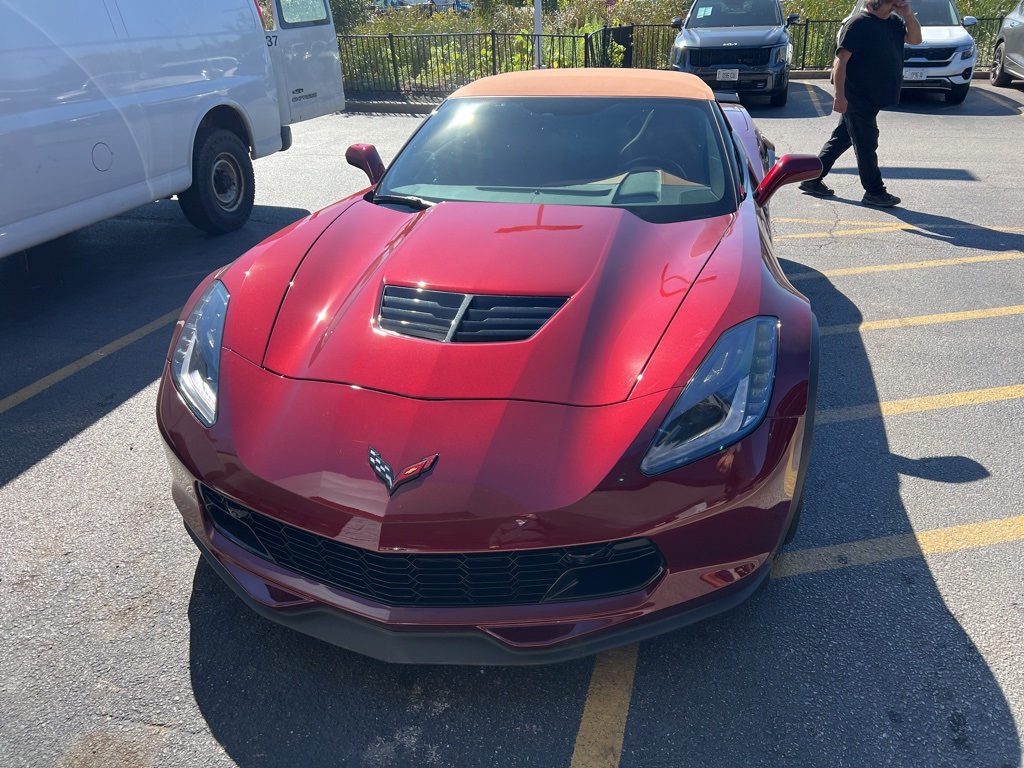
991, 43, 1011, 87
179, 128, 255, 234
944, 84, 970, 105
769, 86, 788, 107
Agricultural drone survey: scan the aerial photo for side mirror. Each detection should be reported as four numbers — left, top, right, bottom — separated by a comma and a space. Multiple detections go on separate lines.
670, 16, 683, 29
962, 15, 977, 26
787, 13, 800, 25
754, 154, 822, 207
346, 143, 386, 185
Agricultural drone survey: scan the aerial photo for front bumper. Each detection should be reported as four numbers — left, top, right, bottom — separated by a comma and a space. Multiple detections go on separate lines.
160, 358, 807, 663
186, 521, 771, 665
901, 59, 975, 91
673, 61, 789, 95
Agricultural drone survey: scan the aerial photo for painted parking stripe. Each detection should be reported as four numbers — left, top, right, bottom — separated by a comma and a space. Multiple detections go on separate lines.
820, 304, 1024, 336
774, 221, 1024, 241
787, 251, 1024, 281
772, 515, 1024, 578
804, 82, 828, 118
570, 643, 639, 768
0, 309, 181, 416
572, 511, 1024, 768
817, 384, 1024, 425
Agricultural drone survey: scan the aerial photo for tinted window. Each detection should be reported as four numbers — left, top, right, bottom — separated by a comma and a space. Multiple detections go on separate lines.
379, 97, 737, 224
279, 0, 328, 25
912, 0, 960, 25
686, 0, 783, 28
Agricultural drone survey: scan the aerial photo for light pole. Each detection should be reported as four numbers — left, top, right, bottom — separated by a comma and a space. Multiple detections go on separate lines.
533, 0, 543, 68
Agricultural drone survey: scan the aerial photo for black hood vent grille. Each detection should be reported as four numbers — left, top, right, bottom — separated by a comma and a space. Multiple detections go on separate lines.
379, 285, 568, 343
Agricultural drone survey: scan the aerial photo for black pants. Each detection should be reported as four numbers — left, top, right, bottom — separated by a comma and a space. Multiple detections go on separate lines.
817, 107, 885, 196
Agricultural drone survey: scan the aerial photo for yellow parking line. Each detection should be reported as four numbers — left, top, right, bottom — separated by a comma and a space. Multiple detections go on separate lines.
804, 82, 827, 118
570, 643, 639, 768
787, 251, 1024, 281
773, 515, 1024, 578
817, 384, 1024, 425
0, 309, 181, 416
573, 511, 1024, 768
820, 304, 1024, 336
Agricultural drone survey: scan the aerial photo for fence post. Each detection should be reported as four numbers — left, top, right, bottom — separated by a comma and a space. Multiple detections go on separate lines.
491, 29, 498, 76
388, 33, 401, 96
800, 21, 809, 70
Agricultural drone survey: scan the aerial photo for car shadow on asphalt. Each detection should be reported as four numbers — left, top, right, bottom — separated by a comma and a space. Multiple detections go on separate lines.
0, 201, 310, 488
794, 189, 1024, 252
183, 262, 1020, 767
621, 261, 1019, 767
745, 82, 835, 120
890, 87, 1023, 117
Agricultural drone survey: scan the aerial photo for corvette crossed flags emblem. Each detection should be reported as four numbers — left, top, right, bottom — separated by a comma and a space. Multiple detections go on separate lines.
368, 447, 438, 496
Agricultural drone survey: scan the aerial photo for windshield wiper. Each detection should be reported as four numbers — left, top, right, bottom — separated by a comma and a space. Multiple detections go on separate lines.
371, 193, 436, 210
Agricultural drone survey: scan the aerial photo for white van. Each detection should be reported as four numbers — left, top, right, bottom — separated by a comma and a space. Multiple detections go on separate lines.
0, 0, 346, 259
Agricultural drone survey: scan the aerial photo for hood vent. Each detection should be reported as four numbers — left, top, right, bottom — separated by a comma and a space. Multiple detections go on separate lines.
379, 285, 568, 343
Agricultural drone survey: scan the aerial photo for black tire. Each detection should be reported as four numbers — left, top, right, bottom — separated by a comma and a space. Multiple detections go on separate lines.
769, 85, 789, 107
991, 43, 1012, 87
944, 83, 970, 105
178, 127, 255, 234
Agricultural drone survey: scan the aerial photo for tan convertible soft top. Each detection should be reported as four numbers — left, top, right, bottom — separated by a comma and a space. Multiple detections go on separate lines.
449, 68, 715, 101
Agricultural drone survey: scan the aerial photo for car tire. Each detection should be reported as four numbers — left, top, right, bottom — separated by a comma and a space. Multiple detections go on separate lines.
178, 127, 255, 234
944, 83, 970, 105
991, 43, 1012, 87
769, 85, 789, 107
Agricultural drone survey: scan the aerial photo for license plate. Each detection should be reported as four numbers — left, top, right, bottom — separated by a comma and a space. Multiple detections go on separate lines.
903, 69, 927, 80
717, 69, 739, 82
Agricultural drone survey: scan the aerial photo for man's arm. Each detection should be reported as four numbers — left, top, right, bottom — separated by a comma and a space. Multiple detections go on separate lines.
895, 1, 923, 45
832, 49, 852, 114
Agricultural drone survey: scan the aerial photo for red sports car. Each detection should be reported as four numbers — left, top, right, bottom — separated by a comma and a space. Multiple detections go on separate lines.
157, 69, 822, 664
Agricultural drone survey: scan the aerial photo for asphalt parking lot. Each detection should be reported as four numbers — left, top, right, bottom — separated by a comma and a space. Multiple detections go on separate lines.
1, 79, 1022, 768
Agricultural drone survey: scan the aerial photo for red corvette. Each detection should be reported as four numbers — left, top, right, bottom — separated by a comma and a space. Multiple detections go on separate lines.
157, 69, 822, 664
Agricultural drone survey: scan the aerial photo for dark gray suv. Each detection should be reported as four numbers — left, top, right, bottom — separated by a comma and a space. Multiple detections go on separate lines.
670, 0, 800, 106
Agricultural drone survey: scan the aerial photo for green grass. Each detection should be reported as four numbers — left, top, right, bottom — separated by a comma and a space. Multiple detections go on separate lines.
349, 0, 1011, 36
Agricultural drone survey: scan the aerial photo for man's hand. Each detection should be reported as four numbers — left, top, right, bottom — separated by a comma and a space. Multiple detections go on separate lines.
893, 0, 914, 21
833, 94, 848, 114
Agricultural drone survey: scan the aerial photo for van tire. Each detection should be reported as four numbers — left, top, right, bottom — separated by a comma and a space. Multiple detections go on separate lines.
179, 128, 255, 234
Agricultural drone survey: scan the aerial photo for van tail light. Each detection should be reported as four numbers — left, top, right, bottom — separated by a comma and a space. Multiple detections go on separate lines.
253, 0, 268, 29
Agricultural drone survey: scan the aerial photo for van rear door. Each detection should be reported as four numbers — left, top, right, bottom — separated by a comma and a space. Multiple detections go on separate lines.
266, 0, 346, 123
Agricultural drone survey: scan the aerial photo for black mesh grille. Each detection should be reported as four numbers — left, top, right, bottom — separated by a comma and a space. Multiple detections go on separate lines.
378, 286, 567, 343
905, 46, 955, 62
690, 47, 772, 67
200, 486, 664, 607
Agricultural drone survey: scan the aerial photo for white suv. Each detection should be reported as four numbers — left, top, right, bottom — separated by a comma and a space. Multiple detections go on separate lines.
901, 0, 977, 104
839, 0, 978, 104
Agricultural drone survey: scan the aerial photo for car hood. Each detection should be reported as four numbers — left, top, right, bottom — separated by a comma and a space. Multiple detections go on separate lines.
258, 199, 731, 406
676, 26, 787, 48
912, 25, 973, 46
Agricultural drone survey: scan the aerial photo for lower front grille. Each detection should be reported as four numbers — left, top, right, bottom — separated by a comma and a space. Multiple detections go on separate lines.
200, 486, 664, 607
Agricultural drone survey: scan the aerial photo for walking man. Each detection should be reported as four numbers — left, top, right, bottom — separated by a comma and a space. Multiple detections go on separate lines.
800, 0, 922, 207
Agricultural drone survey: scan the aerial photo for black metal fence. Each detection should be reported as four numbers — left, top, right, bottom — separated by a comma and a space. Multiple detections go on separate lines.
340, 17, 1005, 100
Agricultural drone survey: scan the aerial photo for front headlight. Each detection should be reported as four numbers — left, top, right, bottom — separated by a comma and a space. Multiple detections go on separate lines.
640, 317, 778, 475
673, 44, 689, 69
958, 43, 976, 60
171, 280, 229, 427
772, 44, 788, 65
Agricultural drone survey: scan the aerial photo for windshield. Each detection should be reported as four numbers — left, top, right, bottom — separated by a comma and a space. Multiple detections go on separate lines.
378, 97, 737, 224
686, 0, 783, 28
911, 0, 960, 25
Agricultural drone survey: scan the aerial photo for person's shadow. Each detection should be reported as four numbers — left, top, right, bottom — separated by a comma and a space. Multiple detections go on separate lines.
620, 262, 1018, 766
183, 262, 1020, 766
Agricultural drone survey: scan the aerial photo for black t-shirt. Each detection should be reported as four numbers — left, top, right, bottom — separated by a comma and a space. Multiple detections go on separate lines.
838, 12, 907, 110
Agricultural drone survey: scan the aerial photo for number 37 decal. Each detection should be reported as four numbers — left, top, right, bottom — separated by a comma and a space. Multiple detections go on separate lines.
266, 35, 278, 46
